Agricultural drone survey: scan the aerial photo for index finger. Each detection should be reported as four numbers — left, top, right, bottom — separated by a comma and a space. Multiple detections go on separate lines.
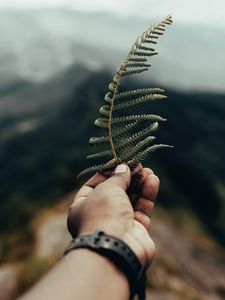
72, 171, 111, 207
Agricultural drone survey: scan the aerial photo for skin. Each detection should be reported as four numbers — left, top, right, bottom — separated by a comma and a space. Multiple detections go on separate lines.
19, 164, 159, 300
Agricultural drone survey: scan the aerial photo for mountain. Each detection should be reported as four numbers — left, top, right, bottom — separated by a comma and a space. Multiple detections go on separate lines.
0, 67, 225, 248
0, 64, 89, 120
0, 9, 225, 92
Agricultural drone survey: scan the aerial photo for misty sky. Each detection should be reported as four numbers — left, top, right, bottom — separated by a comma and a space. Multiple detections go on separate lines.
0, 0, 225, 28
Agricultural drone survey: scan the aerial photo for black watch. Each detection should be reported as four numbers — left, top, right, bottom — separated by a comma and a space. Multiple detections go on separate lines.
64, 230, 147, 300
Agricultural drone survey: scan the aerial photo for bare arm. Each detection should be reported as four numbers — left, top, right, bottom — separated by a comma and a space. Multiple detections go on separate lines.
19, 164, 159, 300
20, 249, 130, 300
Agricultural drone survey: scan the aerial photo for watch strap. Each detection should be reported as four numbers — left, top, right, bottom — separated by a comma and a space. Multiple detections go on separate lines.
64, 230, 146, 300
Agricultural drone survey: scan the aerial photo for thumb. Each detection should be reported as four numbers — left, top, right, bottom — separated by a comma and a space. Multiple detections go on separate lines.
104, 164, 131, 191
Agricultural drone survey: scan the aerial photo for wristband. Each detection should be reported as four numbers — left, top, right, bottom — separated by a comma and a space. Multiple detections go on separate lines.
64, 230, 146, 300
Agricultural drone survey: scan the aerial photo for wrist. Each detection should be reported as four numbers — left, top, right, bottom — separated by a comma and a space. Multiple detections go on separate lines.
75, 221, 150, 266
64, 230, 147, 300
78, 219, 126, 241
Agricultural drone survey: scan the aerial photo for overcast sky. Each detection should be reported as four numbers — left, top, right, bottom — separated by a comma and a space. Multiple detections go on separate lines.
0, 0, 225, 28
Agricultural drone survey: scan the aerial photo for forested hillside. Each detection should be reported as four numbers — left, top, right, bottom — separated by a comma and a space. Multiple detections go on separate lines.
1, 67, 225, 250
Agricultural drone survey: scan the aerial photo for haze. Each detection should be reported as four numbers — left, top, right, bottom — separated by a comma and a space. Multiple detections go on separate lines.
1, 0, 225, 28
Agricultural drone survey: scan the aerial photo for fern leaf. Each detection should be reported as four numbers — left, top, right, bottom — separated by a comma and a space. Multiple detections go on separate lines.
89, 136, 109, 146
133, 51, 158, 57
99, 105, 110, 117
121, 136, 156, 161
144, 40, 157, 44
128, 144, 173, 169
86, 135, 156, 161
121, 68, 149, 77
111, 114, 166, 125
114, 122, 159, 149
104, 92, 113, 104
162, 18, 173, 25
94, 118, 109, 129
113, 94, 167, 111
148, 35, 159, 39
112, 122, 140, 137
158, 24, 166, 28
78, 15, 173, 179
115, 88, 164, 100
126, 63, 151, 68
151, 30, 164, 35
156, 27, 166, 32
128, 57, 147, 62
77, 161, 117, 179
87, 149, 112, 160
138, 45, 155, 51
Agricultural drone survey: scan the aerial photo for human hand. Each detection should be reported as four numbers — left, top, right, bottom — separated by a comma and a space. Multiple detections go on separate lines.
67, 164, 159, 268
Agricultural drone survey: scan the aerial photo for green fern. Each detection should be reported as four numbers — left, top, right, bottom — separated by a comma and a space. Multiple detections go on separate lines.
78, 16, 173, 179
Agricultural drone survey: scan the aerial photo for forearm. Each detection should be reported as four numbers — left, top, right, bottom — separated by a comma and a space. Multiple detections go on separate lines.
19, 249, 130, 300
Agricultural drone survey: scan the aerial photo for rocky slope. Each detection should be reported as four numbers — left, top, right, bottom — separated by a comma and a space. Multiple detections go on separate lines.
1, 193, 224, 300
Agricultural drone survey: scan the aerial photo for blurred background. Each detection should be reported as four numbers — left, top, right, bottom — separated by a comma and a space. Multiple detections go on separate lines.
0, 0, 225, 299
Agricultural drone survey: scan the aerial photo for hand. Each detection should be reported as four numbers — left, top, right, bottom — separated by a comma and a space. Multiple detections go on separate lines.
67, 164, 159, 267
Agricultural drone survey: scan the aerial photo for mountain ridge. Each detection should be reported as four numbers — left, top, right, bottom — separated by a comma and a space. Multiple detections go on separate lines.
0, 9, 225, 92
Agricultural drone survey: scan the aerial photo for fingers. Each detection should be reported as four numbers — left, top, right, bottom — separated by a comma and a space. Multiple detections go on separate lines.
134, 211, 152, 231
140, 173, 160, 201
134, 167, 154, 187
132, 220, 156, 267
72, 164, 131, 207
135, 198, 154, 218
71, 172, 110, 208
85, 171, 112, 188
103, 164, 131, 191
134, 173, 160, 231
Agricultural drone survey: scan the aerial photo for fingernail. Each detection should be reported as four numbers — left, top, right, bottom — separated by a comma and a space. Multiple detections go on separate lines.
115, 164, 128, 174
145, 168, 154, 175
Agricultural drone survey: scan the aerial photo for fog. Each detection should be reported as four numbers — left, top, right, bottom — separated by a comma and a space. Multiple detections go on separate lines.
1, 0, 225, 28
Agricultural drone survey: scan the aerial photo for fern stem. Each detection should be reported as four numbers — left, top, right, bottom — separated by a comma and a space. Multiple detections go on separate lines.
108, 75, 121, 161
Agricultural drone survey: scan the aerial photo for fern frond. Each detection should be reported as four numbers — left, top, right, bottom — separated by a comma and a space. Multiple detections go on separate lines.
87, 149, 112, 160
115, 121, 158, 145
121, 136, 156, 161
88, 123, 159, 162
89, 136, 109, 146
112, 122, 140, 137
138, 45, 155, 51
128, 144, 173, 169
77, 160, 118, 179
95, 114, 165, 129
99, 105, 110, 117
115, 88, 164, 100
128, 57, 147, 62
104, 92, 113, 104
148, 35, 159, 39
151, 30, 164, 35
121, 68, 149, 77
133, 51, 158, 57
126, 63, 151, 68
162, 17, 173, 25
78, 15, 173, 178
111, 114, 166, 125
94, 118, 109, 129
156, 27, 166, 32
87, 135, 155, 161
113, 94, 167, 111
144, 39, 157, 44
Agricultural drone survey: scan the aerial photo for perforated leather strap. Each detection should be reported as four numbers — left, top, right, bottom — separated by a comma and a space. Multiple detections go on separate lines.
64, 230, 146, 300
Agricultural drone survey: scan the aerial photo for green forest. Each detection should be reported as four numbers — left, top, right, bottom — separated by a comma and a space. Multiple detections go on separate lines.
1, 66, 225, 259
